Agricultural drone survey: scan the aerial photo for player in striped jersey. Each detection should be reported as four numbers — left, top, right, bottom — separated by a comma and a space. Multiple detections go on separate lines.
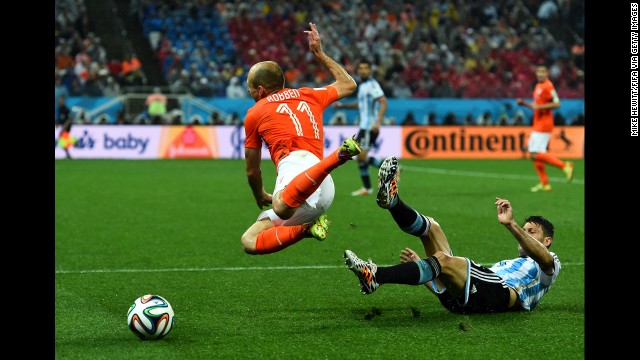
333, 59, 388, 197
344, 156, 561, 313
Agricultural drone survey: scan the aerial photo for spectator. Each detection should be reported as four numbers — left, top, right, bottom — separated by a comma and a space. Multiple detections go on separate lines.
226, 76, 247, 98
476, 111, 493, 126
75, 108, 91, 124
100, 76, 121, 97
121, 53, 144, 86
168, 109, 184, 125
189, 114, 203, 125
570, 113, 584, 126
229, 112, 241, 125
116, 109, 130, 125
193, 77, 214, 97
329, 112, 347, 126
55, 42, 74, 72
554, 111, 566, 126
412, 79, 430, 98
209, 111, 226, 125
402, 111, 417, 126
426, 112, 437, 126
431, 77, 455, 98
463, 113, 474, 126
135, 0, 583, 100
68, 77, 83, 96
537, 0, 559, 24
55, 76, 69, 109
145, 87, 167, 124
442, 112, 458, 125
390, 76, 413, 98
513, 110, 526, 126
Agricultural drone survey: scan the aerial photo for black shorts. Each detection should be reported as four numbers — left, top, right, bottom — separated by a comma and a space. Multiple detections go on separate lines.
435, 259, 513, 314
354, 129, 379, 151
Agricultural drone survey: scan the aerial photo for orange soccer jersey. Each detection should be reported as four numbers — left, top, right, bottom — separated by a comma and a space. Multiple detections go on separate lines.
244, 86, 338, 167
532, 79, 557, 133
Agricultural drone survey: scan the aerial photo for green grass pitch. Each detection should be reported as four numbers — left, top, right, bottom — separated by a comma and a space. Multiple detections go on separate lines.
55, 158, 584, 359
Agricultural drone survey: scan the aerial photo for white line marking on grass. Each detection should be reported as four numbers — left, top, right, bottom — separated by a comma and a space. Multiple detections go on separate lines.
55, 262, 584, 275
401, 165, 584, 185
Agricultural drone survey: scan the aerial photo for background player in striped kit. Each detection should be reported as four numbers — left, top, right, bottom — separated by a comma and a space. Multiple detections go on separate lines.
333, 59, 388, 196
344, 156, 561, 313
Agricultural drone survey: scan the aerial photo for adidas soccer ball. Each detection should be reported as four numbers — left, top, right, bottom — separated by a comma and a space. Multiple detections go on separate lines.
127, 294, 175, 340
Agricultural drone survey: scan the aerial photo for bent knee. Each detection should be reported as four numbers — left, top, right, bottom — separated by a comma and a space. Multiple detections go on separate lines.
240, 234, 257, 254
426, 217, 441, 233
432, 251, 468, 275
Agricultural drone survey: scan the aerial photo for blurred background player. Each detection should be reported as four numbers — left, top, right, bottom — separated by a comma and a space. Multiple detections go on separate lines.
517, 65, 573, 192
333, 59, 388, 196
240, 22, 359, 255
56, 117, 76, 160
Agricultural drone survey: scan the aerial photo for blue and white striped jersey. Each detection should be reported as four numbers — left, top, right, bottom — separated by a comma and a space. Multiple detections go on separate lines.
489, 252, 561, 311
356, 78, 385, 130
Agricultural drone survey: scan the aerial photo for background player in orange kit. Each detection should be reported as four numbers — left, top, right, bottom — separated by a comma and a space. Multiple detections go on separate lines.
240, 22, 360, 255
517, 65, 573, 192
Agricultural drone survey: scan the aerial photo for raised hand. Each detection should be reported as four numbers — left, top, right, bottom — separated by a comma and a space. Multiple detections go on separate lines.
303, 22, 323, 55
495, 197, 514, 225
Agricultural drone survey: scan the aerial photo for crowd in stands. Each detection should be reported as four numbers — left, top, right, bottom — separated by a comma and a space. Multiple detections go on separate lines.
55, 0, 585, 126
135, 0, 584, 100
55, 0, 146, 102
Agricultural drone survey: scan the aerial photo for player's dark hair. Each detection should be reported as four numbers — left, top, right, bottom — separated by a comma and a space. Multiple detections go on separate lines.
524, 215, 555, 245
358, 59, 372, 68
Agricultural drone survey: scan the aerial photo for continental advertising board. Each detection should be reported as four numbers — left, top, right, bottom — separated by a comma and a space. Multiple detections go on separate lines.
55, 125, 583, 160
401, 126, 584, 159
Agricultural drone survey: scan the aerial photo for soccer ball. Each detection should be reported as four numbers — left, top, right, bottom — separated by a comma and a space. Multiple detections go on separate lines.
127, 294, 175, 340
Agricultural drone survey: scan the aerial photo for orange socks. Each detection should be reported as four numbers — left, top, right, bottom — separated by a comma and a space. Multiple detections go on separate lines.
254, 224, 308, 254
281, 149, 341, 208
534, 153, 565, 169
533, 159, 549, 185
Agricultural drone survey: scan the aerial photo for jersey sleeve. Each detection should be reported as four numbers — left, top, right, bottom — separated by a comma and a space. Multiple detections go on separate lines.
539, 253, 561, 286
312, 85, 339, 108
370, 80, 385, 99
544, 81, 558, 104
243, 108, 262, 149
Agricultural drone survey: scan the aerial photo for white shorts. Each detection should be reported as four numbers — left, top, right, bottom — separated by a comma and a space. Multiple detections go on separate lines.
527, 131, 551, 153
257, 150, 335, 226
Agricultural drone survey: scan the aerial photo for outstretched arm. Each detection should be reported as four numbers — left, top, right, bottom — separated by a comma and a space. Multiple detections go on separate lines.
517, 99, 560, 111
373, 95, 388, 132
304, 22, 357, 100
516, 90, 561, 111
495, 197, 555, 274
333, 101, 358, 110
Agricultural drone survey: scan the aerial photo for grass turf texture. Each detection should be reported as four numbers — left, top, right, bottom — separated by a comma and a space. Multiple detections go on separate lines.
55, 159, 585, 359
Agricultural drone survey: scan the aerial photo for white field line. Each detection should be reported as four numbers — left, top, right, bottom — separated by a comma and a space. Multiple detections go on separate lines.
57, 166, 583, 275
401, 165, 584, 185
56, 262, 584, 275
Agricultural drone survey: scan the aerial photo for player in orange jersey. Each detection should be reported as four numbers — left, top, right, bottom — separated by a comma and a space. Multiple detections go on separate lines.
517, 65, 574, 192
240, 22, 360, 255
